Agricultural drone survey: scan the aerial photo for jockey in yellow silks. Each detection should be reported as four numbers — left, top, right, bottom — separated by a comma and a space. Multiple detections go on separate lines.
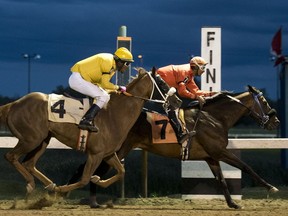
69, 47, 134, 132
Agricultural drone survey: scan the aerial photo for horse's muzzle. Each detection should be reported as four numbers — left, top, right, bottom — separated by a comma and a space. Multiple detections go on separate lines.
264, 115, 280, 130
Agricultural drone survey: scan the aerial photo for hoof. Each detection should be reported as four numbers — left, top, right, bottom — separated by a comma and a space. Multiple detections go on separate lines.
228, 202, 242, 209
89, 195, 103, 208
269, 186, 279, 193
90, 202, 101, 208
91, 175, 100, 184
45, 183, 56, 191
267, 186, 279, 198
26, 183, 34, 194
235, 205, 244, 210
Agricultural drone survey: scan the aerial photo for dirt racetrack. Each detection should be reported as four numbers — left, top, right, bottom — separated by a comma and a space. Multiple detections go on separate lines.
1, 190, 288, 216
0, 198, 288, 216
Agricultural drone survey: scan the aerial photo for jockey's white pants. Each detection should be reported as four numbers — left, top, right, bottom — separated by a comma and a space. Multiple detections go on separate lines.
68, 72, 110, 108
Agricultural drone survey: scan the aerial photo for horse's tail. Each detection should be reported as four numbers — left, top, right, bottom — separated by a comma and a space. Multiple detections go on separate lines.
0, 102, 14, 128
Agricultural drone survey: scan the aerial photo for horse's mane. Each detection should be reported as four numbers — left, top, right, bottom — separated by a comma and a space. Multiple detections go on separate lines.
126, 67, 148, 89
204, 91, 241, 105
205, 85, 262, 105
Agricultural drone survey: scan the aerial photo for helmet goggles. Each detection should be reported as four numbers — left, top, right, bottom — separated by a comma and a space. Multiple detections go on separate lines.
121, 60, 131, 66
194, 62, 207, 71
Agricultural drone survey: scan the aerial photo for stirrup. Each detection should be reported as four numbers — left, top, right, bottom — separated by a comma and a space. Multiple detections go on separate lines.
178, 133, 189, 144
178, 131, 196, 144
79, 119, 98, 132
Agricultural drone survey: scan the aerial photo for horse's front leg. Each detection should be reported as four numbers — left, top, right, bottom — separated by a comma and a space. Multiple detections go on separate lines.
206, 158, 242, 209
92, 152, 125, 188
220, 150, 279, 193
53, 152, 103, 193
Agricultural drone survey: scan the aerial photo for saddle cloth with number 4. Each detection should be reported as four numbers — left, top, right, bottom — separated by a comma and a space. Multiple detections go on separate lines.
48, 94, 90, 124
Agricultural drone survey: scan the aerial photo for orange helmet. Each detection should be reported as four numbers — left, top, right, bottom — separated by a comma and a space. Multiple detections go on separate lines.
190, 56, 208, 70
114, 47, 134, 62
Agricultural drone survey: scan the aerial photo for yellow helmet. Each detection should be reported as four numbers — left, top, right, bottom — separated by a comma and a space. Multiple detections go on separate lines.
114, 47, 134, 62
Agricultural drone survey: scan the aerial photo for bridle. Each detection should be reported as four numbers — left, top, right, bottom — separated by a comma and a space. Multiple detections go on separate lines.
122, 71, 173, 105
249, 92, 271, 128
227, 90, 276, 128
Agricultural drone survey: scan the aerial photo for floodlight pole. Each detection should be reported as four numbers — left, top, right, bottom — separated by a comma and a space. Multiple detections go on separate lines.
22, 53, 41, 93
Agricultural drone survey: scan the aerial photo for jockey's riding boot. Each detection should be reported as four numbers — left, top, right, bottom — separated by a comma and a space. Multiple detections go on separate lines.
168, 111, 195, 144
79, 104, 101, 132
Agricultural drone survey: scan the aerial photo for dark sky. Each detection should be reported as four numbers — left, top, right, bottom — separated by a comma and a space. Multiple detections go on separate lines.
0, 0, 287, 99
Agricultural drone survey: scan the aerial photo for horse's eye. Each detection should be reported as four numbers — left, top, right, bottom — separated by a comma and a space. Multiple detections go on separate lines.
259, 97, 267, 105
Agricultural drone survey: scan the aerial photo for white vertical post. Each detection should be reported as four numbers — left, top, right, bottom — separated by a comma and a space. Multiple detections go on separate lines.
201, 27, 221, 92
182, 27, 241, 200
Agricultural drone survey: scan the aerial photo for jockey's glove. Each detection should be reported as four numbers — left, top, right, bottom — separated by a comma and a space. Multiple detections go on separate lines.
118, 86, 127, 92
196, 95, 206, 109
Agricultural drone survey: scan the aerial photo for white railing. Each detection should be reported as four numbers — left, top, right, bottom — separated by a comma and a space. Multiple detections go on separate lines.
1, 137, 288, 200
1, 137, 288, 149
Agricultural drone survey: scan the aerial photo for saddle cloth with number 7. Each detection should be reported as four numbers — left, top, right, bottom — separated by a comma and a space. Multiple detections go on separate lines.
146, 112, 178, 144
48, 94, 90, 124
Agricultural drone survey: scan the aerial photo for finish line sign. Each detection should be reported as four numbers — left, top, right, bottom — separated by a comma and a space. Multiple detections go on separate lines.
201, 27, 221, 92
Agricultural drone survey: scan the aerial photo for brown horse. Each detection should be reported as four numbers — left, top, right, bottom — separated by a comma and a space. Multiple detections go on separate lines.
72, 85, 279, 209
1, 68, 176, 194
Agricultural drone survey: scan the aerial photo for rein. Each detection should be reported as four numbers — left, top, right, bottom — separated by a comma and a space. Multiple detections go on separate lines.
122, 72, 167, 104
227, 92, 270, 128
122, 92, 166, 104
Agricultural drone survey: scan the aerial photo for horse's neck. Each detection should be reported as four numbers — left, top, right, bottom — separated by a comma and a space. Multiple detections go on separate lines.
204, 92, 252, 129
236, 92, 253, 108
225, 92, 253, 126
110, 94, 145, 117
99, 74, 151, 147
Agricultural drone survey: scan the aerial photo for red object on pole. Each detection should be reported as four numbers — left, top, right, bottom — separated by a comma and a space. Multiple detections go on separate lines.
271, 27, 285, 67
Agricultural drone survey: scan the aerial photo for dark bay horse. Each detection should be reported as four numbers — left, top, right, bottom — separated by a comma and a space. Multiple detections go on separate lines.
1, 68, 175, 194
74, 85, 279, 209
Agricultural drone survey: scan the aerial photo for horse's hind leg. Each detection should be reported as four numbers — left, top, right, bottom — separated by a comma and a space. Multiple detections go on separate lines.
5, 142, 36, 194
53, 152, 104, 193
220, 150, 278, 193
22, 141, 54, 187
93, 152, 125, 188
206, 158, 241, 209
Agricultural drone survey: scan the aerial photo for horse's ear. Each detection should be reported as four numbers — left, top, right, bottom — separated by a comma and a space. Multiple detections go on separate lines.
133, 67, 146, 75
151, 66, 157, 76
247, 85, 257, 93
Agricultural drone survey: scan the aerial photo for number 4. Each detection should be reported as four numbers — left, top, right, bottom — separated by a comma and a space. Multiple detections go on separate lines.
51, 100, 66, 118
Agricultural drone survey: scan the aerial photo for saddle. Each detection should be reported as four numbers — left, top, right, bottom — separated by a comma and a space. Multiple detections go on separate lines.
48, 93, 92, 152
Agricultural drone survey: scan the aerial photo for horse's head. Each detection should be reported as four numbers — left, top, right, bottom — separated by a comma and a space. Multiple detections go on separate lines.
126, 67, 153, 98
247, 85, 280, 130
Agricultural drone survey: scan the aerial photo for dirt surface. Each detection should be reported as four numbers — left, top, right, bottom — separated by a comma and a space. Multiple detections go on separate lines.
1, 195, 288, 216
